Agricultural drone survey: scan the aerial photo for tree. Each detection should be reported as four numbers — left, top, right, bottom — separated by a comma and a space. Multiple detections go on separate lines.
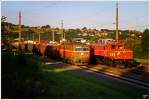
141, 29, 149, 53
45, 25, 51, 28
41, 25, 51, 29
82, 27, 87, 30
1, 16, 7, 22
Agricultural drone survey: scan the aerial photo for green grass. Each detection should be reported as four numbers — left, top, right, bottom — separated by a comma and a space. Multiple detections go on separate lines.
134, 58, 149, 64
2, 51, 147, 99
43, 67, 146, 99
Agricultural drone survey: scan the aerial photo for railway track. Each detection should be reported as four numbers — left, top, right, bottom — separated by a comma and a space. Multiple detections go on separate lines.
78, 65, 149, 90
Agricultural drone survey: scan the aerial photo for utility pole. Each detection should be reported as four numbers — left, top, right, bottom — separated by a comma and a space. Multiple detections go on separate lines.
7, 23, 11, 50
61, 20, 66, 63
63, 23, 65, 40
39, 31, 40, 44
7, 24, 10, 41
115, 1, 119, 49
32, 32, 34, 44
116, 1, 119, 41
19, 11, 21, 43
61, 20, 64, 40
18, 11, 22, 52
52, 27, 55, 42
38, 26, 41, 44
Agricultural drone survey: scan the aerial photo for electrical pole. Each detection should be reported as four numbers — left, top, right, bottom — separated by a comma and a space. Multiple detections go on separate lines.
38, 26, 41, 44
39, 31, 40, 44
7, 24, 10, 41
52, 27, 55, 42
61, 20, 66, 63
32, 32, 34, 44
7, 23, 11, 51
116, 1, 119, 41
63, 23, 65, 40
18, 11, 22, 52
61, 20, 64, 40
19, 11, 21, 43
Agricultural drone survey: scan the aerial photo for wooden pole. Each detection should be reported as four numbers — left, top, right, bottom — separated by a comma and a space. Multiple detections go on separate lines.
38, 26, 41, 44
61, 20, 64, 40
19, 11, 21, 43
52, 28, 55, 42
116, 2, 118, 41
116, 1, 119, 49
116, 1, 119, 41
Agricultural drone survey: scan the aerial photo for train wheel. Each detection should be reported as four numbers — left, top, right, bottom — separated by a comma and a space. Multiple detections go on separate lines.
123, 60, 130, 67
109, 59, 115, 67
95, 56, 104, 64
70, 59, 73, 65
104, 58, 110, 66
66, 59, 69, 64
127, 59, 140, 67
67, 59, 70, 64
115, 60, 126, 68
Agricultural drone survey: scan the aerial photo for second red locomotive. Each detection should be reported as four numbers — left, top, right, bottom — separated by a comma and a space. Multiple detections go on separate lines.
91, 39, 138, 67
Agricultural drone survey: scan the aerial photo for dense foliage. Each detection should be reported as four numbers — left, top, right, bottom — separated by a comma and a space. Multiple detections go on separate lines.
2, 52, 51, 98
141, 29, 149, 53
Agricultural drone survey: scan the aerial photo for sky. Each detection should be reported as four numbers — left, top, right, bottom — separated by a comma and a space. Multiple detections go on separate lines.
1, 1, 149, 31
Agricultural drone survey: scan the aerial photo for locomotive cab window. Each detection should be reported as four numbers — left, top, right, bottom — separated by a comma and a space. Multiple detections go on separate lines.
118, 45, 124, 49
83, 48, 88, 51
75, 47, 88, 51
75, 47, 82, 51
112, 45, 115, 49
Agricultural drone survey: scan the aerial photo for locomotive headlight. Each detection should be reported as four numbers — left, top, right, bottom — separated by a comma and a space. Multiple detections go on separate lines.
81, 53, 84, 56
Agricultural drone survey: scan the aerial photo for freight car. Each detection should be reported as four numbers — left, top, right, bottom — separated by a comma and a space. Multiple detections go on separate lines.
12, 38, 25, 51
91, 39, 139, 67
45, 42, 90, 65
24, 40, 36, 53
32, 40, 49, 56
45, 43, 62, 61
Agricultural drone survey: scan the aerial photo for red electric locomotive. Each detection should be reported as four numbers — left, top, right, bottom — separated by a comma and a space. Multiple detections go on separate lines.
91, 39, 138, 67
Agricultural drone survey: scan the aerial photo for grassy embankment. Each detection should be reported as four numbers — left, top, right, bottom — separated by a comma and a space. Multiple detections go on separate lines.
134, 58, 149, 64
2, 51, 146, 99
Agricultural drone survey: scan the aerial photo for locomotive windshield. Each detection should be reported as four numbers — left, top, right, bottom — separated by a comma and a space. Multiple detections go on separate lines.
83, 48, 88, 51
75, 47, 82, 51
75, 47, 89, 51
111, 44, 124, 49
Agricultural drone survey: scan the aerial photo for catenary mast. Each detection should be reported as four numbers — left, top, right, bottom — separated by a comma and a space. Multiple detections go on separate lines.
19, 11, 21, 43
116, 1, 119, 41
61, 20, 64, 40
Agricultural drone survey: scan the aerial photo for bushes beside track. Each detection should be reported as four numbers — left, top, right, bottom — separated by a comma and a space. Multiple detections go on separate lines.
1, 52, 51, 98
